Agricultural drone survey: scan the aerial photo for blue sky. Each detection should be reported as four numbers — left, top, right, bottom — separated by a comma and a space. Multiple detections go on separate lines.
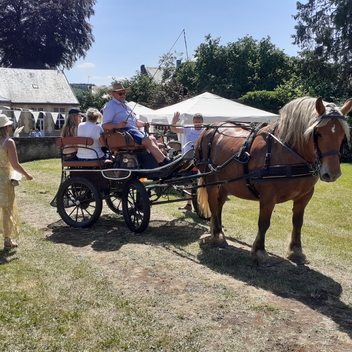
64, 0, 300, 86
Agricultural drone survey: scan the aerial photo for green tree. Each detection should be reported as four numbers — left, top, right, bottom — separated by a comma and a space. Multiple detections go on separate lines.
293, 52, 346, 99
175, 61, 197, 94
79, 87, 110, 112
120, 51, 186, 110
158, 51, 183, 82
176, 35, 292, 99
293, 0, 352, 93
0, 0, 96, 69
121, 73, 184, 110
122, 74, 159, 108
239, 90, 284, 114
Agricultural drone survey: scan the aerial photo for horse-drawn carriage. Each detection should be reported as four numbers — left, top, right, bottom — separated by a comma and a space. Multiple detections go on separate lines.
52, 129, 203, 233
52, 97, 351, 266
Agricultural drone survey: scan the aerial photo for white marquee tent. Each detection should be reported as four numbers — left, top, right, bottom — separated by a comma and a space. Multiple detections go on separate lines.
140, 92, 278, 125
126, 101, 154, 122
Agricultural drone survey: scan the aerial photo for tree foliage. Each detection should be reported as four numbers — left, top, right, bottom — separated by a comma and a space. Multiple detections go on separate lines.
176, 35, 293, 99
79, 87, 110, 112
0, 0, 96, 69
293, 0, 352, 92
122, 73, 184, 110
120, 51, 186, 110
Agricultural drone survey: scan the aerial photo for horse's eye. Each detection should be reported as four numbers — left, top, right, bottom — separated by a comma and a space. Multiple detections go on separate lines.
315, 132, 322, 138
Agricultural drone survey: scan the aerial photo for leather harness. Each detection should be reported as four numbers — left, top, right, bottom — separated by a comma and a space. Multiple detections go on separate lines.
196, 121, 322, 198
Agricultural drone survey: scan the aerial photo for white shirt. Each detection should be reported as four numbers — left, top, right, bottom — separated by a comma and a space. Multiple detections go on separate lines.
183, 127, 204, 153
77, 121, 105, 159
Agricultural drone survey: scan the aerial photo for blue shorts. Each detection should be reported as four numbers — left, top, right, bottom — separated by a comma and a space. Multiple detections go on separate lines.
125, 127, 146, 145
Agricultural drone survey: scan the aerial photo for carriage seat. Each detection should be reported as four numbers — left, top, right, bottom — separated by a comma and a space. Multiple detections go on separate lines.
167, 140, 182, 153
102, 130, 147, 153
55, 137, 113, 168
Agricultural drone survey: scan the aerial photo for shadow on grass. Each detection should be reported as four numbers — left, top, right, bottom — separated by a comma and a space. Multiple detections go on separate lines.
196, 239, 352, 340
0, 250, 18, 265
45, 212, 352, 339
46, 212, 206, 252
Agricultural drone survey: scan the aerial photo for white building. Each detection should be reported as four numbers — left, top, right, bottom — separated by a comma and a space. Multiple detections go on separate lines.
0, 68, 79, 136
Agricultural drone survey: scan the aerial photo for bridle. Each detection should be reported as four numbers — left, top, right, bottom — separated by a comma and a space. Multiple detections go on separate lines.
313, 111, 347, 160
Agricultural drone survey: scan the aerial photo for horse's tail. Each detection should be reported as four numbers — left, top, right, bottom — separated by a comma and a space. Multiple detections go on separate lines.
197, 177, 211, 218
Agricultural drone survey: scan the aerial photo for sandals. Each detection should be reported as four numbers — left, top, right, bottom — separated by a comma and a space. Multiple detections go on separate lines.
178, 204, 192, 211
4, 238, 18, 251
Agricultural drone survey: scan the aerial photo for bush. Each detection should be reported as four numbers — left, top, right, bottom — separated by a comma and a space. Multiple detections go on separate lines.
239, 90, 284, 114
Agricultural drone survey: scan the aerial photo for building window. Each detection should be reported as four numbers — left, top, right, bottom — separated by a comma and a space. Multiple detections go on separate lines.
54, 108, 66, 130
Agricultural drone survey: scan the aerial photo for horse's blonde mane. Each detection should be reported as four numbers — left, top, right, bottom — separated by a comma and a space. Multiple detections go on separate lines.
277, 97, 350, 150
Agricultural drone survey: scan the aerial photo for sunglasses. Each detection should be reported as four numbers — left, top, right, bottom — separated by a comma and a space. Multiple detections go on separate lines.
118, 92, 126, 96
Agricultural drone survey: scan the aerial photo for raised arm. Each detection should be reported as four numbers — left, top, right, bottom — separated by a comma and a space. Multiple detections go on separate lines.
170, 112, 185, 134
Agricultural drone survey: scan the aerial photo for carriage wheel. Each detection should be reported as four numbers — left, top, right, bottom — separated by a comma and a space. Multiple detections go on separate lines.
57, 177, 103, 228
122, 179, 150, 233
105, 192, 123, 214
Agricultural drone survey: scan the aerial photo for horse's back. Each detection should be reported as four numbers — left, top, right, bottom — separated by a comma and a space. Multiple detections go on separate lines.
196, 122, 272, 169
195, 122, 253, 165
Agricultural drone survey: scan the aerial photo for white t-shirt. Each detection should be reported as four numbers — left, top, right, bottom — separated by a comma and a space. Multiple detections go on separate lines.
183, 127, 204, 153
77, 121, 105, 159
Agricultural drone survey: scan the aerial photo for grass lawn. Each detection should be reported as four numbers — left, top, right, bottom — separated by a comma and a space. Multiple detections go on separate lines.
0, 159, 351, 351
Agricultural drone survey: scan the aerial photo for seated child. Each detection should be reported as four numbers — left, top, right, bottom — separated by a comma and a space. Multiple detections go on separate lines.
77, 108, 107, 160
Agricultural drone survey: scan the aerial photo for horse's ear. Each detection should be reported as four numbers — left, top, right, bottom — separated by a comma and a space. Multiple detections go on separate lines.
315, 97, 325, 116
340, 98, 352, 115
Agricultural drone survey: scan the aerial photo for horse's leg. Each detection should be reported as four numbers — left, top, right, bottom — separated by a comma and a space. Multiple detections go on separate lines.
286, 189, 314, 265
199, 185, 228, 248
251, 199, 276, 266
217, 185, 228, 229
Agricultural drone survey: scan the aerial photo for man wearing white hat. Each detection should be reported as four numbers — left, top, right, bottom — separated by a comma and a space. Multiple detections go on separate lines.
102, 83, 170, 166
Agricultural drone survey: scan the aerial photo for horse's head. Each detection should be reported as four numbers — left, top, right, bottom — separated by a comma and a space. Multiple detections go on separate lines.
309, 98, 352, 182
279, 97, 352, 182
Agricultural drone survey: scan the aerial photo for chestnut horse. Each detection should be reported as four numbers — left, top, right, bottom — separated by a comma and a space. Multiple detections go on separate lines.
195, 97, 351, 266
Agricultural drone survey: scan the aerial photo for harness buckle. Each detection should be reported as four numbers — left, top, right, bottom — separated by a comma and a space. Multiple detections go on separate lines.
264, 152, 271, 169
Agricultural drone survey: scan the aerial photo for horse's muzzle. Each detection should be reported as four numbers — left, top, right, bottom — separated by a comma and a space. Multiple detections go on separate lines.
319, 170, 341, 182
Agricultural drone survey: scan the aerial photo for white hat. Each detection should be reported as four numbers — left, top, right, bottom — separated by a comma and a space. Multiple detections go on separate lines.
0, 114, 13, 128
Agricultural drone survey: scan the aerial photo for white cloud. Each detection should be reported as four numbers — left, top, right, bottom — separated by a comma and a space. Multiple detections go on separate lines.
77, 62, 96, 69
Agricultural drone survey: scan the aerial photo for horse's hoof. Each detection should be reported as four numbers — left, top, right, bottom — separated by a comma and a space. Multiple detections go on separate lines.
199, 233, 212, 243
217, 240, 228, 248
292, 257, 310, 265
198, 234, 228, 249
251, 249, 270, 267
198, 234, 213, 250
287, 247, 309, 265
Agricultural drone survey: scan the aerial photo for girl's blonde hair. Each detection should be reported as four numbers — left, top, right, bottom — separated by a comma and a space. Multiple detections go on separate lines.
86, 107, 102, 123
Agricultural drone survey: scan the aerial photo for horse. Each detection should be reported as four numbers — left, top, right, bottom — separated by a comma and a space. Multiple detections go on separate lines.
195, 97, 352, 266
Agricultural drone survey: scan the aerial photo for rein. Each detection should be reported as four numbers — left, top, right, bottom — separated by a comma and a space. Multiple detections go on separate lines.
267, 131, 320, 173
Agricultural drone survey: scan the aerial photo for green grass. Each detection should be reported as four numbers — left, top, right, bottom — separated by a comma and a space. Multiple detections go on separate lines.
1, 159, 351, 351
